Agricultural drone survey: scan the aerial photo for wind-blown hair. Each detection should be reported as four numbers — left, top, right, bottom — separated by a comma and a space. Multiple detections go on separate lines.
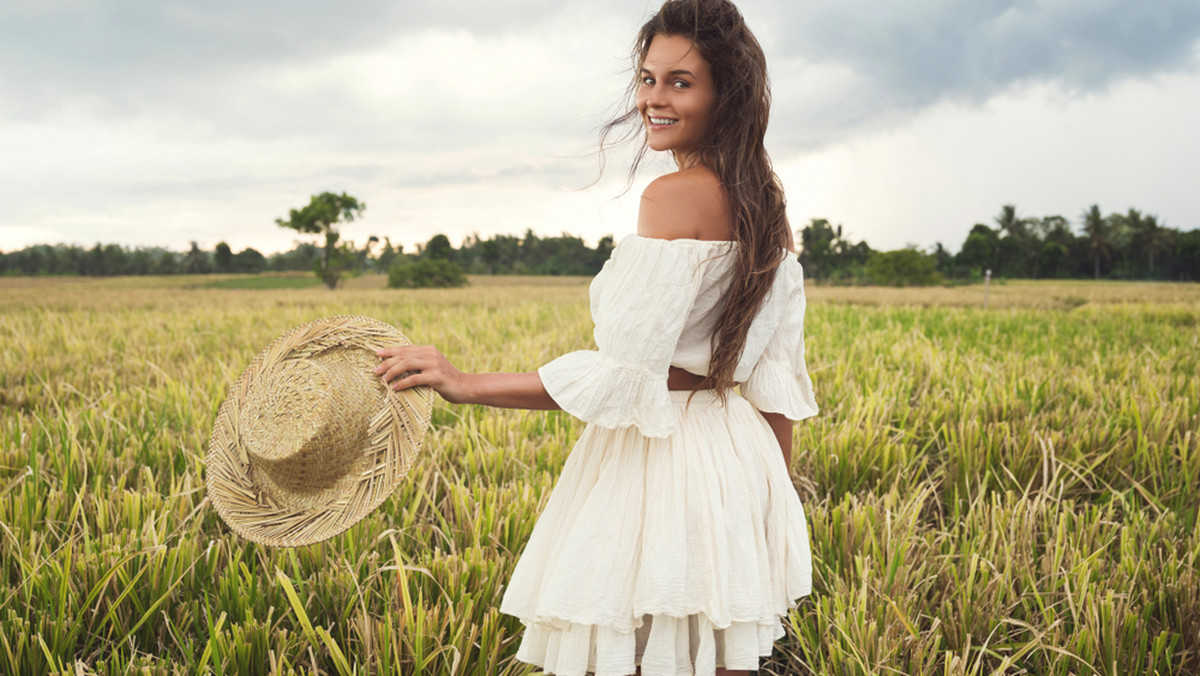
600, 0, 791, 393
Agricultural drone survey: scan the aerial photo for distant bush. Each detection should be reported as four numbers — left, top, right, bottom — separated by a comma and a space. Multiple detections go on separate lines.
387, 259, 468, 289
865, 249, 943, 286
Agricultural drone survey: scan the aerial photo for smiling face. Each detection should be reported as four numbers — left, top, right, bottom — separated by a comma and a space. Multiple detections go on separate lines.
636, 34, 716, 168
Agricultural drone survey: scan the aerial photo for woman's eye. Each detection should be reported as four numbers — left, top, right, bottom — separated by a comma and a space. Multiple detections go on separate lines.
672, 80, 690, 89
641, 76, 655, 86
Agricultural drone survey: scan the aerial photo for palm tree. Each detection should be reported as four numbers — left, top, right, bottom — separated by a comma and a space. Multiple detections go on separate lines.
995, 204, 1033, 276
1123, 208, 1144, 278
1081, 205, 1110, 280
1138, 214, 1166, 279
1035, 216, 1071, 278
995, 204, 1028, 239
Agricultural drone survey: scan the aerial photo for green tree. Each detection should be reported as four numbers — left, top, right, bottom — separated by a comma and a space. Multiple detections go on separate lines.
388, 259, 468, 288
364, 236, 380, 271
214, 242, 233, 273
1135, 214, 1167, 279
153, 250, 180, 275
376, 237, 400, 272
232, 247, 267, 273
956, 224, 999, 276
1034, 216, 1073, 278
1107, 210, 1136, 279
1037, 215, 1073, 244
183, 242, 211, 275
424, 234, 454, 261
129, 248, 154, 275
865, 249, 942, 286
1175, 230, 1200, 281
932, 242, 955, 277
798, 218, 871, 282
268, 242, 320, 272
868, 250, 940, 288
798, 218, 839, 281
995, 204, 1037, 277
275, 192, 365, 289
1081, 204, 1111, 280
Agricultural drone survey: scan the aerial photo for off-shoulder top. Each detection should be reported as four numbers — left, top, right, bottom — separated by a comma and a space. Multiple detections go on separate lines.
538, 234, 819, 438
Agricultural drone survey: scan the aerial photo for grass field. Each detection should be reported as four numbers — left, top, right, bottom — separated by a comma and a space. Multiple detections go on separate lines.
0, 274, 1197, 675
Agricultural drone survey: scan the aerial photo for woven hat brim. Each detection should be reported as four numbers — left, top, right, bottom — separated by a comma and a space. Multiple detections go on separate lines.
206, 315, 433, 547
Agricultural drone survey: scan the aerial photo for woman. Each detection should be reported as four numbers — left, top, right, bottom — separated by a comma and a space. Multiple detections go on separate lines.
376, 1, 818, 673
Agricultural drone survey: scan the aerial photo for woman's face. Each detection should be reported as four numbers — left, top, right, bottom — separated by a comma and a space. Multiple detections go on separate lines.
636, 34, 715, 166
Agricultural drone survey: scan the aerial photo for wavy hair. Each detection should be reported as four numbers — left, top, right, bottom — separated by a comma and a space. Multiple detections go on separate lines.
600, 0, 791, 393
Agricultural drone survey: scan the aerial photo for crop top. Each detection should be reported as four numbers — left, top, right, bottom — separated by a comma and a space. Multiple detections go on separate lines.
538, 234, 819, 438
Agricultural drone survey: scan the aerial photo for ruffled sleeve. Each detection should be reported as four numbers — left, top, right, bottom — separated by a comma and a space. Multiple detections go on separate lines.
538, 236, 711, 438
741, 259, 819, 421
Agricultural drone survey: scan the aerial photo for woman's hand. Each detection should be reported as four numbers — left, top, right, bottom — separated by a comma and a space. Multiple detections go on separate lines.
376, 345, 559, 410
375, 345, 472, 404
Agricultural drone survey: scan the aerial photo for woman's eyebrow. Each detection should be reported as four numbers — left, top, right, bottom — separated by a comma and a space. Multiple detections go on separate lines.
640, 67, 696, 77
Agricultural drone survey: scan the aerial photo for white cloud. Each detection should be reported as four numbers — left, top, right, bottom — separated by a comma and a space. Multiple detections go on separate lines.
778, 67, 1200, 251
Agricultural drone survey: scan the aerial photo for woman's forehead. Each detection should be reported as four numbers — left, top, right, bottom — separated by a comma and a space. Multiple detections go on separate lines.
642, 34, 709, 75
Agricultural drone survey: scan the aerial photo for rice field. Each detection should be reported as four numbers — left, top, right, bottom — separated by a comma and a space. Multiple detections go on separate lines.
0, 274, 1197, 675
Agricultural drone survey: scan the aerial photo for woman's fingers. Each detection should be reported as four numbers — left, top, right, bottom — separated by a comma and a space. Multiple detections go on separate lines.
380, 359, 428, 384
375, 345, 457, 393
387, 370, 432, 392
373, 344, 469, 402
376, 345, 424, 373
376, 344, 431, 363
377, 355, 422, 380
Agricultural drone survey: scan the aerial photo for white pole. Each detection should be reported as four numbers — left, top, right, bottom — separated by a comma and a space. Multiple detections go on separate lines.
984, 268, 992, 309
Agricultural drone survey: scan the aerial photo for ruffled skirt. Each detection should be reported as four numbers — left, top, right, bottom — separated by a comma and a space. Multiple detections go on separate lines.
499, 390, 812, 676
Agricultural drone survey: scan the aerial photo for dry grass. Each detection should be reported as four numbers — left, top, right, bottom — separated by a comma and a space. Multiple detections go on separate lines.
809, 279, 1200, 310
0, 275, 1196, 675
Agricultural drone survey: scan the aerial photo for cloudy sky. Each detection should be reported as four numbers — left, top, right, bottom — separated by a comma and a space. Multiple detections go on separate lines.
3, 0, 1199, 255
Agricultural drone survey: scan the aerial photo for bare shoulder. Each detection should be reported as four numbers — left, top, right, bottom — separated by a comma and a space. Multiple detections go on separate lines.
637, 167, 732, 241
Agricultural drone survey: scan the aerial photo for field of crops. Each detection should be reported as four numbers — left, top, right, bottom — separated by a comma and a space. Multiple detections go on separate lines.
1, 274, 1197, 675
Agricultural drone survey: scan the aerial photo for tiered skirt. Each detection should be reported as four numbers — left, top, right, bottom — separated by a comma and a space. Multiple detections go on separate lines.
499, 390, 812, 676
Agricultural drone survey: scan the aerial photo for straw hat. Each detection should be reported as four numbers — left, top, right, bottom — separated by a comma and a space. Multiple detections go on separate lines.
206, 315, 433, 547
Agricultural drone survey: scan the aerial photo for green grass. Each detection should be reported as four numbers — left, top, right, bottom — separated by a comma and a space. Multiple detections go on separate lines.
200, 275, 324, 290
0, 277, 1197, 675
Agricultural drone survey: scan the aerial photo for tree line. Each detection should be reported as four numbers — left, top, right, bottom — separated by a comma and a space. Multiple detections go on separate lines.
3, 202, 1195, 284
799, 204, 1199, 285
0, 231, 616, 279
0, 241, 286, 277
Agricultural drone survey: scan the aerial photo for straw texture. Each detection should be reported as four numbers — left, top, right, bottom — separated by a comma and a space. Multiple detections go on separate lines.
206, 315, 433, 547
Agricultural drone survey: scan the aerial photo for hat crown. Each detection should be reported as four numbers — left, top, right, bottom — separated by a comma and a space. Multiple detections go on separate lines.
240, 355, 374, 496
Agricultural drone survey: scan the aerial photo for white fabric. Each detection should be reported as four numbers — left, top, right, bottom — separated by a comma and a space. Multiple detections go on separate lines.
740, 260, 820, 420
500, 391, 812, 676
538, 235, 818, 438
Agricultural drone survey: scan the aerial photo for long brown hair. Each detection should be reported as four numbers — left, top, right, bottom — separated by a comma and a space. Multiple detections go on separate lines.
600, 0, 790, 392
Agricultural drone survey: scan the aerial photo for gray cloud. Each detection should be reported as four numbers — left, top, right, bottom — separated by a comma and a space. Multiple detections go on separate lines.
3, 0, 1198, 254
769, 0, 1200, 111
0, 0, 636, 119
7, 0, 1198, 129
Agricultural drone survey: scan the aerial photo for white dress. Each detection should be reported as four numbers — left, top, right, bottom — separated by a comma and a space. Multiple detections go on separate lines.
499, 234, 819, 676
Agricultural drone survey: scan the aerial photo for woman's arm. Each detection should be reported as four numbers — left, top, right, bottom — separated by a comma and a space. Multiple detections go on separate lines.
376, 345, 559, 410
760, 411, 793, 470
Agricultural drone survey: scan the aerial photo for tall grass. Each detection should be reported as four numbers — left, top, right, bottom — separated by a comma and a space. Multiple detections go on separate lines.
0, 276, 1196, 675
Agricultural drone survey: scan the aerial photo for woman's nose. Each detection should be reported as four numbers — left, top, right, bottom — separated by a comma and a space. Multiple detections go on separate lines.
645, 83, 668, 108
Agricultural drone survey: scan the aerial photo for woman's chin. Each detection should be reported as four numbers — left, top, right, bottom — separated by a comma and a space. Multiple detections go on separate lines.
645, 137, 673, 153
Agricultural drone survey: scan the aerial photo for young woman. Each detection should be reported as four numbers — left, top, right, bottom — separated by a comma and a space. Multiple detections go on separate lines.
376, 1, 818, 673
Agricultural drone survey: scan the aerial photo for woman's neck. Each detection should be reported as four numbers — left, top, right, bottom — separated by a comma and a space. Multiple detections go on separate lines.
672, 149, 707, 171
